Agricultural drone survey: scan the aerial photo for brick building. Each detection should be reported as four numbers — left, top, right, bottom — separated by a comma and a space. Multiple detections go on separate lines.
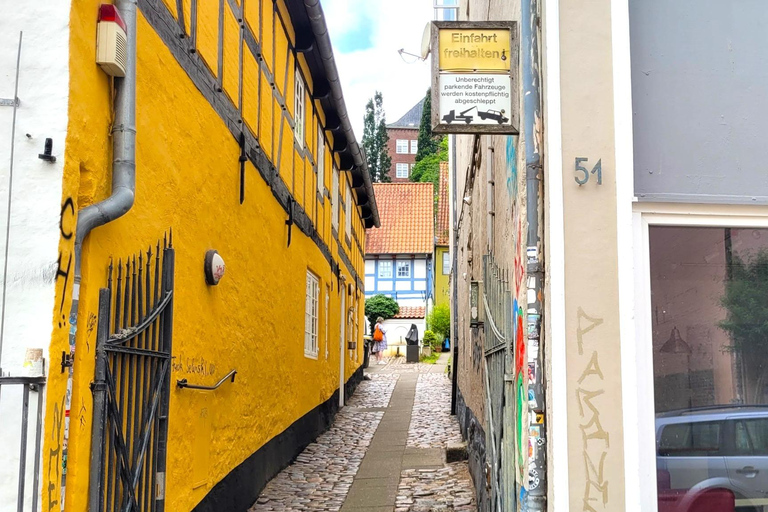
385, 99, 424, 182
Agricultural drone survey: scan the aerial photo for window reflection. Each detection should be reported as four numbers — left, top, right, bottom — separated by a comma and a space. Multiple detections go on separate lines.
651, 226, 768, 512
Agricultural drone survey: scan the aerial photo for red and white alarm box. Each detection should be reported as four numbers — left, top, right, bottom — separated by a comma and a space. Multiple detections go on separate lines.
96, 4, 128, 77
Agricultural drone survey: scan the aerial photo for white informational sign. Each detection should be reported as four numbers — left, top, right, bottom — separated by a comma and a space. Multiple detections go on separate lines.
438, 74, 512, 127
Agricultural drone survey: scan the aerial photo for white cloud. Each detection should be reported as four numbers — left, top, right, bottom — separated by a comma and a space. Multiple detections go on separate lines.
320, 0, 433, 139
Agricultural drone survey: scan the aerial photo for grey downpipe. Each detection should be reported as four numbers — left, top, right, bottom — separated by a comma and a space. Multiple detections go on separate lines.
302, 0, 380, 228
450, 135, 459, 415
67, 0, 137, 508
522, 0, 546, 508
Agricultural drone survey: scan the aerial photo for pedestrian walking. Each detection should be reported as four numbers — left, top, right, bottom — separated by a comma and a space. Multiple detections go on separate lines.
373, 317, 387, 365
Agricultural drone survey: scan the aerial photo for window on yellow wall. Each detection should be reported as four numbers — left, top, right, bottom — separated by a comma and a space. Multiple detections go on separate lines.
345, 184, 352, 240
324, 285, 330, 360
317, 123, 325, 196
305, 270, 319, 358
332, 165, 339, 231
294, 67, 305, 149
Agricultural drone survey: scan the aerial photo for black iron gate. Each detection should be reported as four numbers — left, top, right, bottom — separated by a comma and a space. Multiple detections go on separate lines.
89, 235, 175, 512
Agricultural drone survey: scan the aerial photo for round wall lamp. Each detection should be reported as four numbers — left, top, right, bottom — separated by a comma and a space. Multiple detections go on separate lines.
204, 250, 225, 285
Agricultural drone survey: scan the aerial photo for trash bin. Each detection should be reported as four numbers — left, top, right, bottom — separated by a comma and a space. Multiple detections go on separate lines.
363, 336, 371, 368
405, 324, 420, 363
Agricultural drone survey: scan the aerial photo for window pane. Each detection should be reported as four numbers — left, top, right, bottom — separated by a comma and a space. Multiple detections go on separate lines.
379, 261, 392, 278
650, 226, 768, 502
396, 163, 409, 178
396, 139, 408, 154
443, 252, 451, 274
410, 140, 418, 154
397, 261, 410, 278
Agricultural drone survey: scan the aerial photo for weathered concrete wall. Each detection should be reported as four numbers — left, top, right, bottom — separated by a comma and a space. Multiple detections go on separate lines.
452, 0, 529, 509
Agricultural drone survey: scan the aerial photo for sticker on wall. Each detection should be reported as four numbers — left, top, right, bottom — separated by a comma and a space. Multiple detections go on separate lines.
527, 246, 538, 265
527, 314, 540, 340
528, 340, 539, 362
528, 388, 537, 408
535, 413, 545, 425
528, 362, 536, 384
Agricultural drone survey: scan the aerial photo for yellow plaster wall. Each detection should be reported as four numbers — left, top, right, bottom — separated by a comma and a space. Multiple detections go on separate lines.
42, 0, 368, 510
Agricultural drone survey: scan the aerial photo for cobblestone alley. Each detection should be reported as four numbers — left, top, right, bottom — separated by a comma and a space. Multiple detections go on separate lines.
250, 353, 477, 512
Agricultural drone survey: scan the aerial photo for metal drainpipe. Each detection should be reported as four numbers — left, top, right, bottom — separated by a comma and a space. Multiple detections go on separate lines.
523, 0, 546, 507
450, 135, 459, 415
62, 0, 137, 506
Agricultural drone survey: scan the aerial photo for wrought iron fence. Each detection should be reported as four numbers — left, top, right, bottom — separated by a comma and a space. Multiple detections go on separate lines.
89, 234, 174, 512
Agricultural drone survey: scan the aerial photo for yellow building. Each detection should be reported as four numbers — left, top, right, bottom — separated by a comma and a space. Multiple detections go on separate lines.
16, 0, 378, 510
434, 162, 450, 308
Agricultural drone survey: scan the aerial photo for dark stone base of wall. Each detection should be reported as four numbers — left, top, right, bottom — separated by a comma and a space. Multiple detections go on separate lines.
192, 366, 365, 512
456, 387, 489, 512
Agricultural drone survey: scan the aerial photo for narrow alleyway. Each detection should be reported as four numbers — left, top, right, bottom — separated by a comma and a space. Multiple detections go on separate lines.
250, 354, 476, 512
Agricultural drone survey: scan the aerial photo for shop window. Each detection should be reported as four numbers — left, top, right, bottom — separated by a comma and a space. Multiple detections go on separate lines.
650, 226, 768, 504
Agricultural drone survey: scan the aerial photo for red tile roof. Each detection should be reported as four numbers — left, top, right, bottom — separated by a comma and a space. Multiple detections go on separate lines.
394, 306, 425, 319
365, 183, 434, 255
436, 162, 449, 246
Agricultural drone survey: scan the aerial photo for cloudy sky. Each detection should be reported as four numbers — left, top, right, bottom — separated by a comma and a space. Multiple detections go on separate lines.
319, 0, 434, 138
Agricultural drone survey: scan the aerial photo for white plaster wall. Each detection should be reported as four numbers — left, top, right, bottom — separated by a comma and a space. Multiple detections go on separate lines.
395, 298, 424, 308
413, 259, 426, 278
364, 276, 375, 290
395, 281, 411, 291
0, 0, 71, 508
380, 318, 426, 357
378, 281, 393, 291
414, 281, 426, 291
364, 259, 375, 274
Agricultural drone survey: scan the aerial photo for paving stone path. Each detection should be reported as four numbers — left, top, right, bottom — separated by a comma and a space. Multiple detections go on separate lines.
347, 374, 399, 409
250, 354, 476, 512
407, 373, 464, 449
396, 465, 477, 512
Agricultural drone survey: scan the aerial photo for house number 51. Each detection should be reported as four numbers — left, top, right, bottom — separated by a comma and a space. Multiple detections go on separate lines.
574, 157, 602, 186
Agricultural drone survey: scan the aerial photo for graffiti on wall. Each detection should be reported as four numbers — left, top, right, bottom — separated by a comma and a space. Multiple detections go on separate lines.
575, 307, 608, 512
46, 196, 76, 510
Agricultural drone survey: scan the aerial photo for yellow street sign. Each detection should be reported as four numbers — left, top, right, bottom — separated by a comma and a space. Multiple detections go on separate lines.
438, 28, 511, 72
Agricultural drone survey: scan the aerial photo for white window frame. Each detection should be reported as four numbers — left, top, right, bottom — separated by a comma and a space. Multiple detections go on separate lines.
410, 140, 418, 154
396, 261, 411, 278
305, 270, 319, 358
332, 165, 339, 230
442, 252, 451, 274
294, 68, 305, 148
378, 260, 392, 278
396, 163, 409, 179
627, 203, 768, 511
317, 123, 325, 196
396, 139, 408, 154
345, 184, 352, 239
324, 285, 330, 359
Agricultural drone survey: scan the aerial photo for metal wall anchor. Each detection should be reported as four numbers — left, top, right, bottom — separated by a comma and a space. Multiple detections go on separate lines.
38, 138, 56, 162
0, 98, 20, 107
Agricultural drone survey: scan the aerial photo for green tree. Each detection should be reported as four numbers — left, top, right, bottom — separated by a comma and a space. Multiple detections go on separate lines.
362, 92, 392, 183
719, 249, 768, 403
410, 136, 447, 187
365, 294, 399, 331
415, 90, 440, 163
426, 302, 451, 341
